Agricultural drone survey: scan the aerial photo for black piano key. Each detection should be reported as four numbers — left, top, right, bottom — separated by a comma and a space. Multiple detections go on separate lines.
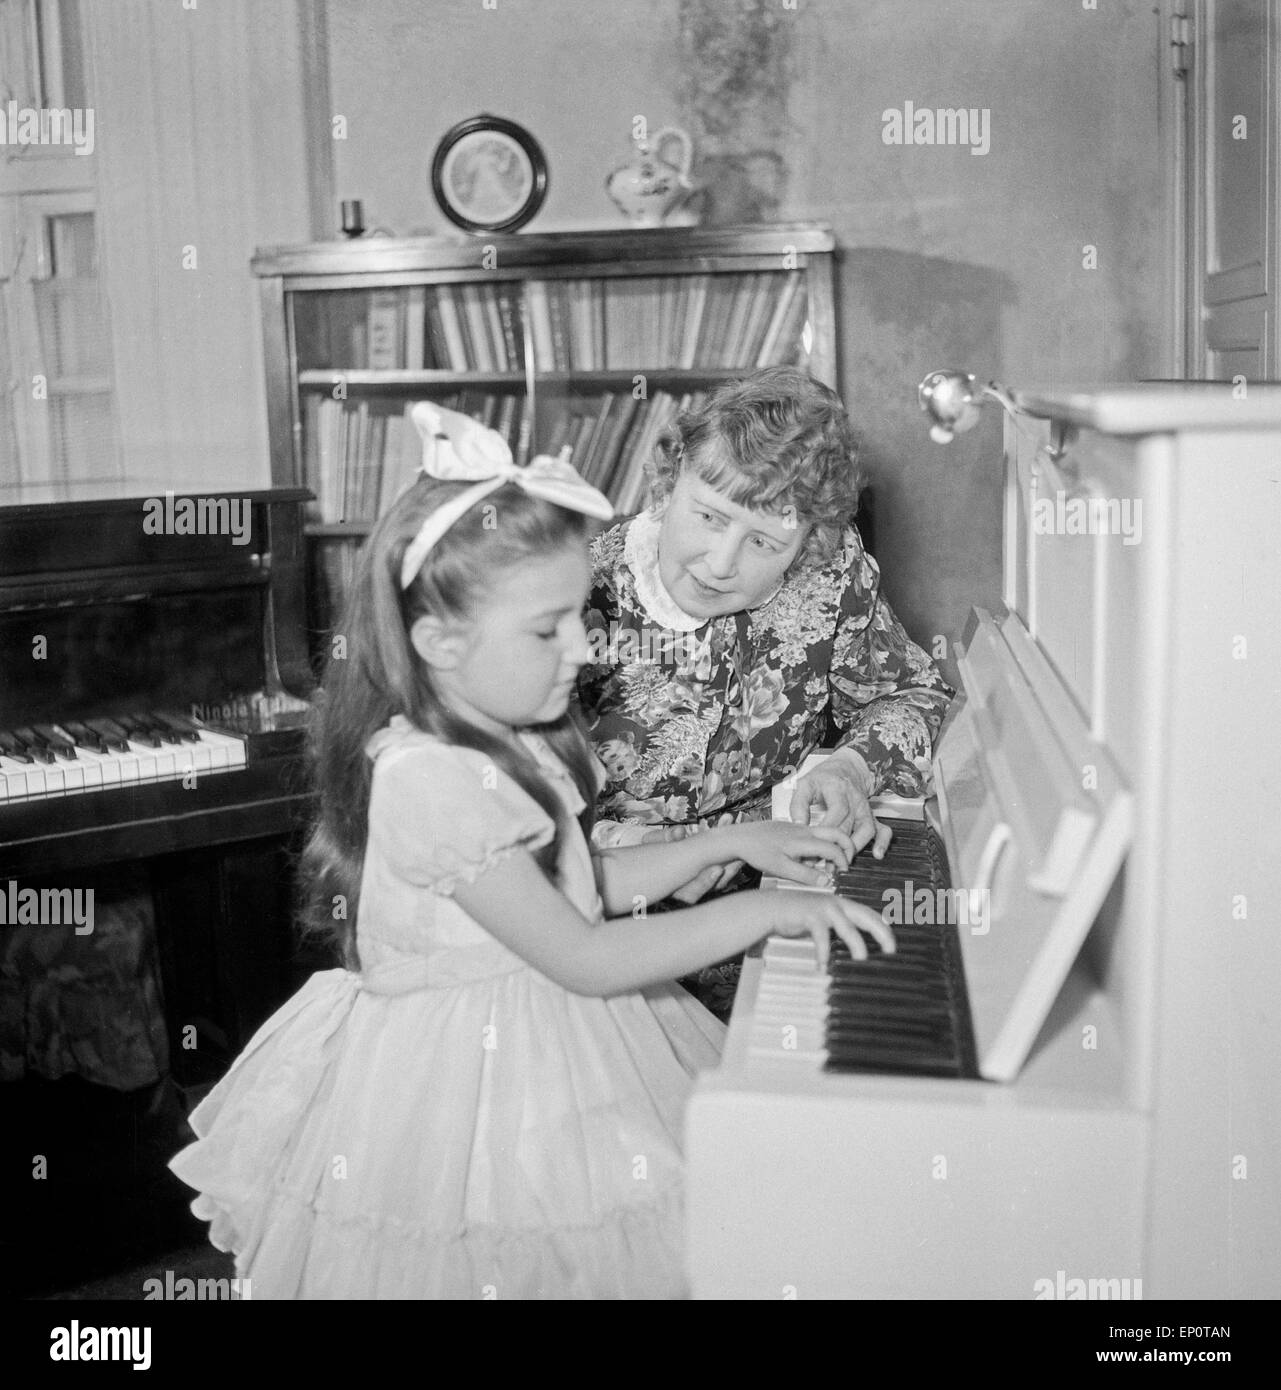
828, 1024, 956, 1050
0, 731, 35, 764
115, 713, 164, 748
153, 712, 202, 743
85, 718, 132, 753
12, 728, 56, 764
58, 721, 109, 754
829, 979, 951, 1003
828, 1015, 955, 1041
32, 723, 79, 760
831, 985, 951, 1008
132, 712, 184, 746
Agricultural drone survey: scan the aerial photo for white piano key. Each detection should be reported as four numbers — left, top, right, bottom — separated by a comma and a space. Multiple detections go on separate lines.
54, 757, 86, 793
0, 754, 35, 802
72, 747, 118, 790
113, 744, 149, 784
184, 737, 216, 776
195, 729, 247, 769
150, 745, 178, 780
32, 761, 59, 796
763, 934, 821, 961
69, 752, 103, 791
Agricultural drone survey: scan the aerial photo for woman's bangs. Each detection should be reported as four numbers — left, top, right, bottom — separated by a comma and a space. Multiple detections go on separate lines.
690, 451, 792, 517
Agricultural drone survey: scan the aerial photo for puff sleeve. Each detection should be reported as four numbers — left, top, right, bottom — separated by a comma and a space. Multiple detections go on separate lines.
367, 741, 555, 895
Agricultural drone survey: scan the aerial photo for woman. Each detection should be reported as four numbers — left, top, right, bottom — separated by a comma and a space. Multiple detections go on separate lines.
576, 367, 954, 1016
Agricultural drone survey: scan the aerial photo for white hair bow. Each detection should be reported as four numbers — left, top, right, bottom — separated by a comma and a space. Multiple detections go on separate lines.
399, 401, 614, 589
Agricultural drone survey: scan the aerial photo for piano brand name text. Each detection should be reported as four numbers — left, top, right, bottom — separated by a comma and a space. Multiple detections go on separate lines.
1031, 489, 1142, 545
0, 881, 93, 935
142, 492, 251, 546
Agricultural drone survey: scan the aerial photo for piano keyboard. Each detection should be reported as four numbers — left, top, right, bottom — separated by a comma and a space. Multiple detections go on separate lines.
751, 819, 978, 1079
0, 713, 247, 803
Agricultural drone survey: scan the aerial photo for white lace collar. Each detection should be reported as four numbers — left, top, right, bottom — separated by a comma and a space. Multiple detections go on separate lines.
622, 508, 789, 629
622, 509, 704, 632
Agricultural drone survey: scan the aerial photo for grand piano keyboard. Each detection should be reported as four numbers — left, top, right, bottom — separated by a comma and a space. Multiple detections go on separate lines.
0, 714, 250, 803
752, 819, 977, 1079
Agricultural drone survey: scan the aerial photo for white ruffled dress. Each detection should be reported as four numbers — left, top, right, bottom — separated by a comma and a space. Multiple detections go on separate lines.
168, 717, 725, 1299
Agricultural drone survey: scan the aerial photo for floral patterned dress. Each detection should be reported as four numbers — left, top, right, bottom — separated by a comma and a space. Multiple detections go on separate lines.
577, 510, 954, 1017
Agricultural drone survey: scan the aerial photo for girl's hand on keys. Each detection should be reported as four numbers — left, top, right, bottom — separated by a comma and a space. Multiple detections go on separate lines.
717, 820, 855, 887
757, 889, 895, 969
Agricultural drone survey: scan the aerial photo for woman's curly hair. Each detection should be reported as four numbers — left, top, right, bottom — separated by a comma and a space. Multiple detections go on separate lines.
647, 367, 863, 567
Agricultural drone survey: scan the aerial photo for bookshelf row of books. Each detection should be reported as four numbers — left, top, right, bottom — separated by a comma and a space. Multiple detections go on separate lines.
295, 272, 809, 376
530, 270, 808, 373
538, 389, 705, 515
295, 285, 525, 375
301, 386, 702, 525
301, 391, 526, 524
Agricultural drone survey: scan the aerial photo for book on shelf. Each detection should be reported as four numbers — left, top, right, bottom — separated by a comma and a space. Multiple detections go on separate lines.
433, 288, 468, 370
404, 286, 426, 370
532, 387, 705, 514
549, 284, 571, 371
526, 282, 555, 371
367, 289, 402, 370
304, 391, 525, 525
678, 274, 711, 368
757, 270, 807, 367
594, 394, 640, 495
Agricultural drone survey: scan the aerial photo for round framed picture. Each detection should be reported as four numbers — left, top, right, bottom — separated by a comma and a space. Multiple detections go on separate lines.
431, 116, 548, 234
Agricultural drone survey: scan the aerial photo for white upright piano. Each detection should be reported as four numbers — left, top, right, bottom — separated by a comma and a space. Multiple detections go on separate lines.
686, 384, 1281, 1299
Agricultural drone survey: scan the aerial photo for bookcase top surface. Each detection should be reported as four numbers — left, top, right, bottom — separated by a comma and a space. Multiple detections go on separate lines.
252, 222, 835, 278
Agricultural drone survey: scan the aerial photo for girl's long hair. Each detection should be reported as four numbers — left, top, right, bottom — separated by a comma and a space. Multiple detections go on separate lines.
299, 475, 599, 969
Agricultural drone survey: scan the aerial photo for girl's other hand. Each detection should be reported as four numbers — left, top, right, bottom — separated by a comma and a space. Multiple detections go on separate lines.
721, 820, 855, 887
759, 889, 895, 968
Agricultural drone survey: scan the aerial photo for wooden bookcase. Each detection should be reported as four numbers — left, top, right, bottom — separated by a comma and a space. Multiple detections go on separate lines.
251, 222, 838, 637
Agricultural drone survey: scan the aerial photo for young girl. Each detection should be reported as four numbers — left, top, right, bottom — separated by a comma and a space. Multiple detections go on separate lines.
169, 404, 890, 1300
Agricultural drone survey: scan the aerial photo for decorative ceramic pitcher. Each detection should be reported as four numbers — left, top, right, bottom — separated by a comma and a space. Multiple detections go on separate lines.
606, 127, 698, 227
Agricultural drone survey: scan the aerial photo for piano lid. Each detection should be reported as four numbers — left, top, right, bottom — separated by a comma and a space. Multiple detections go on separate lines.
933, 606, 1132, 1081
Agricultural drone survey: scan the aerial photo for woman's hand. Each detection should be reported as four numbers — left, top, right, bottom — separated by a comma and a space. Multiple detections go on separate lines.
757, 888, 895, 967
716, 820, 855, 888
789, 748, 892, 859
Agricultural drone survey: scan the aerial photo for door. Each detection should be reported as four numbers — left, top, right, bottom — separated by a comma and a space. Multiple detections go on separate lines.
1183, 0, 1280, 379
